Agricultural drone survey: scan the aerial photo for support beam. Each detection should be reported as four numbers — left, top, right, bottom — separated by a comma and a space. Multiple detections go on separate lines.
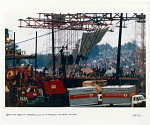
116, 13, 123, 85
35, 31, 37, 76
52, 15, 55, 74
13, 32, 15, 66
18, 13, 140, 31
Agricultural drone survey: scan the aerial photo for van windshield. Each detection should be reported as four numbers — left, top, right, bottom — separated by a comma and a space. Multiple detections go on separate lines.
139, 96, 145, 100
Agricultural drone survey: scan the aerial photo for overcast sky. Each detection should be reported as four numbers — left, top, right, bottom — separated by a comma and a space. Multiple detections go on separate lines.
2, 0, 147, 55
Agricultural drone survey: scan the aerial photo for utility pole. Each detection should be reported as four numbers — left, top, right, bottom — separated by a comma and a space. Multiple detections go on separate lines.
35, 31, 37, 76
52, 15, 55, 75
13, 32, 15, 66
116, 13, 123, 85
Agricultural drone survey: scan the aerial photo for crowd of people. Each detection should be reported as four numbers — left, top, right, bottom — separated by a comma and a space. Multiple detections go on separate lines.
86, 43, 145, 78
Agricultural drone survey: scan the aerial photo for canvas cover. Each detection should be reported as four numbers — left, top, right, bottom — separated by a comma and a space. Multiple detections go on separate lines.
78, 27, 109, 56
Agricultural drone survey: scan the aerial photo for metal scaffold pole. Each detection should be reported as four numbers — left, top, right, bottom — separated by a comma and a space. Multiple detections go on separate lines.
116, 13, 123, 85
13, 32, 15, 66
52, 16, 55, 74
35, 31, 37, 76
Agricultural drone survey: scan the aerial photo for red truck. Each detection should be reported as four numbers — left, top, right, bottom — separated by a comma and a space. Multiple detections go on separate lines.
26, 79, 69, 106
19, 66, 68, 106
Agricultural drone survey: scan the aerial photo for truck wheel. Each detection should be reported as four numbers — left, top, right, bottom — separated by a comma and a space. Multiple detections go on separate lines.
133, 104, 137, 107
110, 104, 113, 107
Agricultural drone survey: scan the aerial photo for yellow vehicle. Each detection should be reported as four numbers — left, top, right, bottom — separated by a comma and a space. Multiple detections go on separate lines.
82, 80, 107, 94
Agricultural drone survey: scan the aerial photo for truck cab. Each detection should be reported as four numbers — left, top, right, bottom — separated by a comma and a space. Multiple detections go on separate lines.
131, 95, 146, 107
27, 86, 39, 100
26, 80, 69, 107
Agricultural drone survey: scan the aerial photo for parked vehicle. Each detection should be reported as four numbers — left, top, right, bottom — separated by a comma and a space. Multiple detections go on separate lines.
97, 85, 146, 107
26, 79, 69, 107
131, 95, 146, 107
67, 86, 98, 106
